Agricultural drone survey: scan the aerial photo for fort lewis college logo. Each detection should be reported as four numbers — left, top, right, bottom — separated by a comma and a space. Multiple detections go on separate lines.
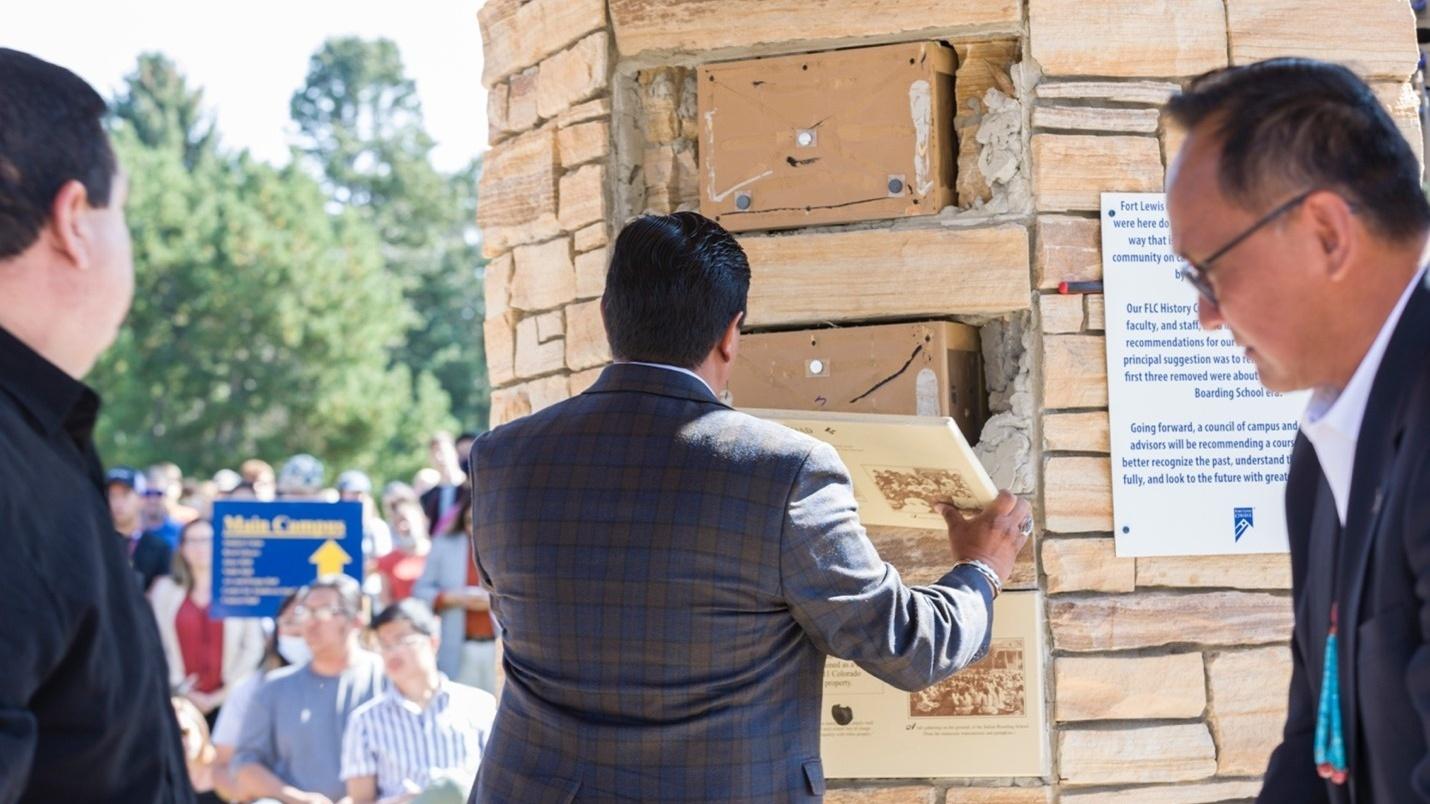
1234, 507, 1255, 542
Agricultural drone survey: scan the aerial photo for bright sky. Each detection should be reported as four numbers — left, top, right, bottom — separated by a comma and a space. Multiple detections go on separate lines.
7, 0, 490, 172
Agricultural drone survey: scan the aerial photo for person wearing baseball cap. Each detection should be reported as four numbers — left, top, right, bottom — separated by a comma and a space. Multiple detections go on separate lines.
276, 453, 325, 500
107, 466, 172, 592
338, 469, 393, 594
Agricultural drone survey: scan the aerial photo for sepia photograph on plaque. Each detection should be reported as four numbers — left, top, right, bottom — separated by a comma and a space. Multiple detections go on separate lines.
910, 638, 1027, 718
742, 409, 999, 527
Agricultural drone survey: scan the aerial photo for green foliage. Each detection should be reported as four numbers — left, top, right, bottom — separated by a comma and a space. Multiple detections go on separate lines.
112, 53, 216, 170
92, 65, 455, 482
290, 37, 440, 242
292, 37, 489, 429
398, 158, 489, 429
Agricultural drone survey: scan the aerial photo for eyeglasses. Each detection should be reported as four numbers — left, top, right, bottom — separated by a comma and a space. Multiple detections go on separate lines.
291, 604, 349, 623
1179, 188, 1317, 307
376, 633, 428, 654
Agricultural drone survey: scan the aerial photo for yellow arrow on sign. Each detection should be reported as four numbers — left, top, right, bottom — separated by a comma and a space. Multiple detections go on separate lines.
309, 539, 353, 578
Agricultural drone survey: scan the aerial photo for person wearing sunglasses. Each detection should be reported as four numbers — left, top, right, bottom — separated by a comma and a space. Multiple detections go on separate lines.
1165, 58, 1430, 803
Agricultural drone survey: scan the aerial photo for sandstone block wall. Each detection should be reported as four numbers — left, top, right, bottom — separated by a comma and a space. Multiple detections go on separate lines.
475, 1, 1422, 800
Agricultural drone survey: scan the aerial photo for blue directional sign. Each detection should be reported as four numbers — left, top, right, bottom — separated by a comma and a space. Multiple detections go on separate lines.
212, 500, 363, 618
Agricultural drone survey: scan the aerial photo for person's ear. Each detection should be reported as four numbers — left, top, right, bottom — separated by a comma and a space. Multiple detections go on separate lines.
1304, 190, 1356, 282
47, 180, 94, 270
717, 312, 744, 363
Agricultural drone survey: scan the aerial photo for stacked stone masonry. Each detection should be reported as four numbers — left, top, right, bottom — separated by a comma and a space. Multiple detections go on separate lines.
476, 0, 1423, 800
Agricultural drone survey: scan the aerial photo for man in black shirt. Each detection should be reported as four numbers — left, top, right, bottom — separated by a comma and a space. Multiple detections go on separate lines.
419, 431, 467, 535
106, 466, 173, 592
0, 49, 194, 802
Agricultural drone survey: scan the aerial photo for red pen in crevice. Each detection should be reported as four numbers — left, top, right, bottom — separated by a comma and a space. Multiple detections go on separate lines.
1058, 280, 1103, 294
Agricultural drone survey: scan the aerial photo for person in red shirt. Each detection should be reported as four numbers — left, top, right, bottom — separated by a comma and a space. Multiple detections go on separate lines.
376, 498, 430, 605
149, 519, 265, 723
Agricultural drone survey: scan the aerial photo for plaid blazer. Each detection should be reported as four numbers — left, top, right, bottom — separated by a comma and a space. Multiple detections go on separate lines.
469, 363, 995, 803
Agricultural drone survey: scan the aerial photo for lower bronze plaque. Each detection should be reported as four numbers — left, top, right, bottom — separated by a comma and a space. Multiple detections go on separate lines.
820, 591, 1048, 778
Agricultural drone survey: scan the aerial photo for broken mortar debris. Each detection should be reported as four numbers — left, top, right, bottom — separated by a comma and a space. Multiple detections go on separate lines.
974, 312, 1035, 494
677, 69, 698, 138
970, 91, 1031, 214
629, 66, 702, 215
610, 73, 648, 224
639, 67, 684, 143
942, 60, 1037, 219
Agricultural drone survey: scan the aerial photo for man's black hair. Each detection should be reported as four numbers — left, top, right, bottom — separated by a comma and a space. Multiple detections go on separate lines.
602, 212, 750, 369
301, 573, 364, 619
372, 598, 439, 637
0, 49, 117, 259
1164, 57, 1430, 242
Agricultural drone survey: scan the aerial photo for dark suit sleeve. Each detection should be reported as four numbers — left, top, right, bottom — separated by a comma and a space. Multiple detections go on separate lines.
1258, 635, 1330, 803
1400, 447, 1430, 798
779, 442, 994, 692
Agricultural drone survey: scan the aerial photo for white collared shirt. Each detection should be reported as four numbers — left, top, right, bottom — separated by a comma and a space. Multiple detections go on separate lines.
1300, 266, 1426, 525
340, 675, 496, 798
622, 360, 716, 396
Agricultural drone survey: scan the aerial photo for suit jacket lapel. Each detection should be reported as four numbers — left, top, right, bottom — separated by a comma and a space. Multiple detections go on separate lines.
1288, 468, 1338, 746
1338, 283, 1430, 782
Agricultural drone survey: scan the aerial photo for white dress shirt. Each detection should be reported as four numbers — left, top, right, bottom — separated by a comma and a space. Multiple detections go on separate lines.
340, 676, 496, 798
623, 361, 716, 396
1300, 267, 1426, 525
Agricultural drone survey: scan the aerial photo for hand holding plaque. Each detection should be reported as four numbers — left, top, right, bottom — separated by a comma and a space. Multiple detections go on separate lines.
935, 491, 1032, 583
743, 409, 1000, 528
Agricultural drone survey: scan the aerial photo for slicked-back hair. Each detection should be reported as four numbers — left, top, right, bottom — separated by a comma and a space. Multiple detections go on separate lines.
1164, 57, 1430, 243
0, 49, 116, 259
602, 212, 750, 369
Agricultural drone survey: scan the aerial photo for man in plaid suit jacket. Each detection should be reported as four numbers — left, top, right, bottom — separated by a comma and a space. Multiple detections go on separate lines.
469, 212, 1032, 802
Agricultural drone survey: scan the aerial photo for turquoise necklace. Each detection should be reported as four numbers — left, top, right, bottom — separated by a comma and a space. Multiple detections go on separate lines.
1313, 601, 1348, 784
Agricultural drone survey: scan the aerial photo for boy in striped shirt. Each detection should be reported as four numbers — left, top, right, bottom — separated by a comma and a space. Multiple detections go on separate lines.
341, 599, 496, 803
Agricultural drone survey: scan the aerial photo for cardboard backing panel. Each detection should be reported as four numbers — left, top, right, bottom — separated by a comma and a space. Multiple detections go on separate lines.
698, 41, 956, 232
730, 321, 986, 443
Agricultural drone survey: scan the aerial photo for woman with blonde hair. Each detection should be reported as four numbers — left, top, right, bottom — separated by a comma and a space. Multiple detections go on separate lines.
149, 519, 265, 722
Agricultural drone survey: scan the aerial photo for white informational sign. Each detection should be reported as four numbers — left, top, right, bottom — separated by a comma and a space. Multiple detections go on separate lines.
1102, 192, 1307, 557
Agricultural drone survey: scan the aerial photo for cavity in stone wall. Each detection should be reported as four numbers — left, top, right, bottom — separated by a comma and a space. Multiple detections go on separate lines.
612, 38, 1042, 592
621, 38, 1032, 226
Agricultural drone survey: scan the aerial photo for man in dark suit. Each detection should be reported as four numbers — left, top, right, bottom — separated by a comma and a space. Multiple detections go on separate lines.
468, 212, 1032, 802
1164, 59, 1430, 802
